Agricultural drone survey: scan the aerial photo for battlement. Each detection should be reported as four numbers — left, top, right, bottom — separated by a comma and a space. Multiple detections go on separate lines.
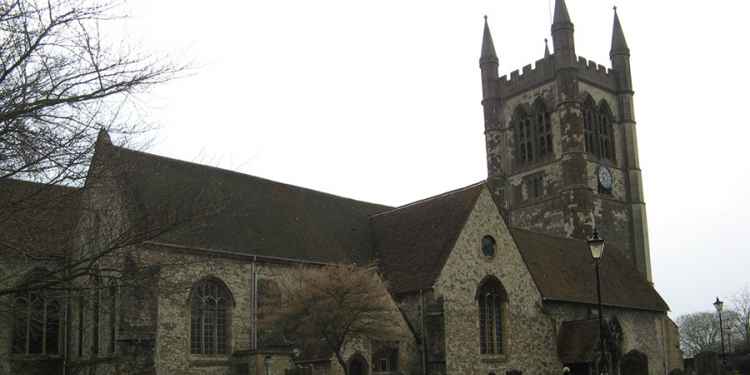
496, 55, 620, 99
576, 56, 617, 90
498, 57, 555, 99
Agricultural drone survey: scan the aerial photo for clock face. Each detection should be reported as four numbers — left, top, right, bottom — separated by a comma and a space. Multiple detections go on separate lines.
598, 166, 613, 191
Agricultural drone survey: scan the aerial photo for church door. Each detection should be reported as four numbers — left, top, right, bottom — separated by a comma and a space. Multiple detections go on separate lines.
620, 350, 648, 375
349, 354, 368, 375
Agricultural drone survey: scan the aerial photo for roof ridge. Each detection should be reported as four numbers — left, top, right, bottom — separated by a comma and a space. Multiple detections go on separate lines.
370, 180, 486, 218
111, 145, 393, 210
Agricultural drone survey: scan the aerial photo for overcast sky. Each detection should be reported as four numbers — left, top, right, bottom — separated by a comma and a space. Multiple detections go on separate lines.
117, 0, 749, 318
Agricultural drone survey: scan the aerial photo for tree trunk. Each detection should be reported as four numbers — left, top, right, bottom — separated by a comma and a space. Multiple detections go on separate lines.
334, 350, 348, 375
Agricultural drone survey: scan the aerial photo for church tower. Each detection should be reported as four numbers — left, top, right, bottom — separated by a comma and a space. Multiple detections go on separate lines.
481, 1, 652, 281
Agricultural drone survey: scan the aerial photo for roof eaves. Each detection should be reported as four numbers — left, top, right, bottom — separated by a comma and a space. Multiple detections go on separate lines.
541, 297, 668, 313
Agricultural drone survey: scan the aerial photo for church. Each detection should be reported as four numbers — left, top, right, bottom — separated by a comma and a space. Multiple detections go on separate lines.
0, 1, 683, 375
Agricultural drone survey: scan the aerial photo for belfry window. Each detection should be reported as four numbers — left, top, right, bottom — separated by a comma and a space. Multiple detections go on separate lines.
597, 103, 614, 160
583, 96, 616, 161
514, 99, 553, 167
516, 108, 534, 164
477, 276, 507, 355
190, 278, 232, 354
534, 100, 553, 159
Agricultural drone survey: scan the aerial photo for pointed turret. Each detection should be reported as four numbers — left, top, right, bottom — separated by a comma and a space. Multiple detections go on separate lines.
480, 16, 498, 66
610, 7, 632, 92
552, 0, 571, 25
610, 7, 629, 57
96, 127, 112, 147
544, 39, 550, 58
551, 0, 575, 67
479, 16, 499, 101
479, 15, 501, 176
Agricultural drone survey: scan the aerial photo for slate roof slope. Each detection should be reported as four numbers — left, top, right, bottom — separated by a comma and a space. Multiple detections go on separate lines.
372, 182, 485, 295
511, 227, 668, 312
0, 179, 81, 257
103, 145, 391, 263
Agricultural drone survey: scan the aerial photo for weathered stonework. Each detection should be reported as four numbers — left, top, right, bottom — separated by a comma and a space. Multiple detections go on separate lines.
2, 5, 677, 375
545, 302, 683, 375
434, 188, 561, 375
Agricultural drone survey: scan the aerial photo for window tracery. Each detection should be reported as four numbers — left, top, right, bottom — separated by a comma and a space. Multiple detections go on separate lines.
190, 278, 232, 354
514, 99, 553, 167
583, 96, 616, 161
12, 270, 61, 355
477, 276, 507, 355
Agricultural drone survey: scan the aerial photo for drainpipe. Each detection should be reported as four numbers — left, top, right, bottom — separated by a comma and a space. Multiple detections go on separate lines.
251, 256, 257, 351
419, 289, 427, 375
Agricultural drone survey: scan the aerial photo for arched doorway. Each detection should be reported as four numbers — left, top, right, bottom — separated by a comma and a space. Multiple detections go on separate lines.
621, 350, 648, 375
349, 353, 368, 375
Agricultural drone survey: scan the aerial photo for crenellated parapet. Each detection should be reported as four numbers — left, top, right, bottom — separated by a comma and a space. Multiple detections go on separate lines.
498, 58, 555, 99
575, 56, 617, 91
496, 55, 617, 99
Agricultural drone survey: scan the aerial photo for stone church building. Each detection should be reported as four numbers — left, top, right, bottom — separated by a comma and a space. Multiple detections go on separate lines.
0, 1, 683, 375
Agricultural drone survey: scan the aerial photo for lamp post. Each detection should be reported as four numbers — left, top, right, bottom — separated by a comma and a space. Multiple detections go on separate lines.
588, 229, 607, 375
264, 354, 272, 375
714, 297, 727, 368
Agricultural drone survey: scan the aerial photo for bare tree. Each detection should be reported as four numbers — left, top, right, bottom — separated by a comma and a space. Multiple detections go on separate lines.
677, 310, 742, 358
263, 264, 405, 375
731, 286, 750, 351
0, 0, 190, 292
0, 0, 182, 187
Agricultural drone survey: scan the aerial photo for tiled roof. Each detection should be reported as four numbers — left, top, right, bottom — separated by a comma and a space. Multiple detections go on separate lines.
0, 179, 81, 257
103, 145, 391, 264
372, 182, 485, 295
511, 228, 668, 312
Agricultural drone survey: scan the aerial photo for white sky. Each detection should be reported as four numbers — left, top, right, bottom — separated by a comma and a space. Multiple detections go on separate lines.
117, 0, 750, 318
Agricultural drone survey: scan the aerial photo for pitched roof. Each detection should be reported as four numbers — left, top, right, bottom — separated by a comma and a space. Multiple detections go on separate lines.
557, 319, 599, 364
0, 179, 81, 257
372, 182, 485, 295
511, 228, 668, 312
102, 145, 391, 264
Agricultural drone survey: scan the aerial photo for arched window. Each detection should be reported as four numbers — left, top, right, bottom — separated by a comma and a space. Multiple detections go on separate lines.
514, 99, 553, 167
582, 96, 616, 161
533, 99, 553, 159
477, 276, 507, 355
514, 106, 534, 165
106, 280, 118, 355
12, 270, 61, 355
190, 278, 232, 354
583, 96, 597, 155
597, 101, 615, 161
92, 275, 101, 356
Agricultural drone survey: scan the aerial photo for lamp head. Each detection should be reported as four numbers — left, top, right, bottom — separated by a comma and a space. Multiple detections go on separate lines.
714, 297, 724, 312
588, 229, 605, 259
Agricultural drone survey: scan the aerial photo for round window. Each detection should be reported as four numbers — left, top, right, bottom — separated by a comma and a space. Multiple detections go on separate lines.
481, 235, 496, 257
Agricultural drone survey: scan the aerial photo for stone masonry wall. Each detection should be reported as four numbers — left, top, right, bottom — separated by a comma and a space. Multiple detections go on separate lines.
545, 301, 682, 375
132, 246, 416, 375
433, 187, 561, 375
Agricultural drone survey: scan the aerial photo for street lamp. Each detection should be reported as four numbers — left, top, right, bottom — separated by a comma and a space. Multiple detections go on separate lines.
714, 297, 727, 368
588, 229, 607, 375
